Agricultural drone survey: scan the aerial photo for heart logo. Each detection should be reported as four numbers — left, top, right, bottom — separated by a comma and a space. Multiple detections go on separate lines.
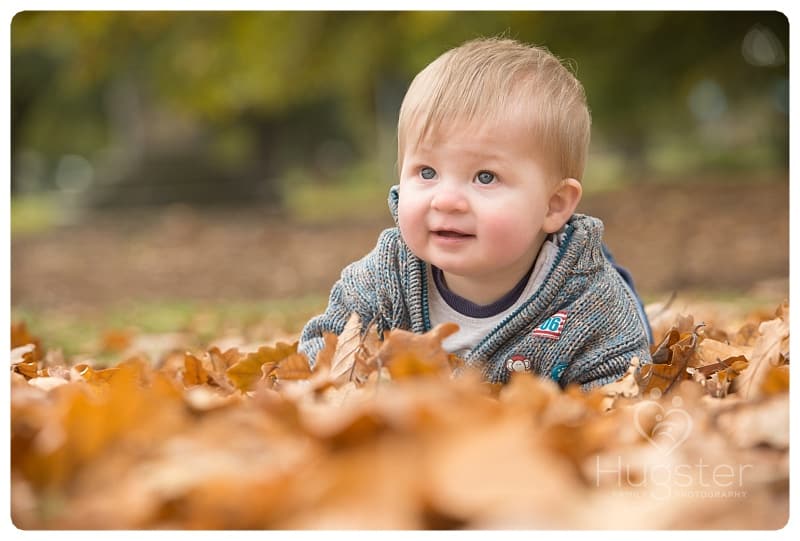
633, 396, 693, 455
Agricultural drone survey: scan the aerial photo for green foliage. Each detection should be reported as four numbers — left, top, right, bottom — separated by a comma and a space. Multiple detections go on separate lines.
10, 194, 61, 235
280, 159, 393, 223
11, 12, 789, 204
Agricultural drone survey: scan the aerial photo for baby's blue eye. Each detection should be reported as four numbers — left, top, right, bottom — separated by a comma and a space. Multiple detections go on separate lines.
476, 171, 495, 184
420, 167, 436, 180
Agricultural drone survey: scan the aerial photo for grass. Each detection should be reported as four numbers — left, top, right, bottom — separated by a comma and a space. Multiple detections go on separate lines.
13, 289, 785, 366
11, 295, 328, 364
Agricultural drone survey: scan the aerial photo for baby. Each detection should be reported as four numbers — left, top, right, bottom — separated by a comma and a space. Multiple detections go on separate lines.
299, 37, 652, 390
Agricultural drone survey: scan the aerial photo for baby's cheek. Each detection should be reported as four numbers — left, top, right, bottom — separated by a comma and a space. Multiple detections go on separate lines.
485, 213, 540, 255
397, 204, 423, 248
397, 204, 411, 233
483, 213, 524, 241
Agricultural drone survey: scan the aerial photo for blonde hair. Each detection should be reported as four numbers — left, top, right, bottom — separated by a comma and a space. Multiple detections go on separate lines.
397, 37, 591, 181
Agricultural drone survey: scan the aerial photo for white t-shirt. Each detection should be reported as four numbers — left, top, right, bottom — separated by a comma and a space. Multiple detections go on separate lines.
428, 232, 563, 358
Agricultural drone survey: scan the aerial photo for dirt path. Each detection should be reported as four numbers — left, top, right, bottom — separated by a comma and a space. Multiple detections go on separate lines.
11, 179, 788, 313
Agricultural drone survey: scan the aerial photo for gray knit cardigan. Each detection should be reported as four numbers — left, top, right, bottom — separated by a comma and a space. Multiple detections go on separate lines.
299, 185, 652, 390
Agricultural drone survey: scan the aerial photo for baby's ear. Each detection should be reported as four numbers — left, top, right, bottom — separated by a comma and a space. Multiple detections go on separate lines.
543, 178, 582, 233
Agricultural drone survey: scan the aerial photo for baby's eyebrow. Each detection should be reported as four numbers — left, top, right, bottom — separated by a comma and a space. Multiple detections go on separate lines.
471, 148, 505, 160
464, 153, 507, 167
408, 143, 510, 167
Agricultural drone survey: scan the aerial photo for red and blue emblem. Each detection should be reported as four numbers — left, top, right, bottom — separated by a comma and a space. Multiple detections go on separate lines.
532, 310, 568, 340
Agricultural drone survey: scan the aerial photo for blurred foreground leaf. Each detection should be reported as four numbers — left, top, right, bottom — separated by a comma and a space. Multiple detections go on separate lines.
11, 303, 789, 529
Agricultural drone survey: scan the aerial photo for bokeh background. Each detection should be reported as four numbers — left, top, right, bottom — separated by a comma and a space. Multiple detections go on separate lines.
10, 11, 789, 358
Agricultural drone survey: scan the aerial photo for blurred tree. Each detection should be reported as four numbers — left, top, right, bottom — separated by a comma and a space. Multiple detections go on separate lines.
11, 11, 788, 209
554, 12, 789, 177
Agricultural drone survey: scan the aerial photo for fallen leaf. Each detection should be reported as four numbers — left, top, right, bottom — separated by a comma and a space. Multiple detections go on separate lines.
8, 302, 791, 529
636, 326, 700, 395
693, 355, 749, 378
206, 347, 241, 388
11, 344, 39, 378
351, 321, 383, 383
11, 322, 42, 361
716, 393, 789, 449
225, 342, 296, 392
423, 415, 583, 528
313, 332, 337, 374
329, 313, 362, 382
674, 313, 696, 334
692, 338, 752, 369
27, 376, 69, 392
71, 364, 121, 386
649, 329, 680, 364
11, 343, 37, 365
274, 353, 312, 381
704, 370, 732, 398
378, 323, 459, 379
183, 352, 209, 387
732, 321, 760, 347
184, 386, 241, 412
101, 329, 134, 353
596, 358, 642, 410
759, 364, 789, 396
733, 303, 789, 399
599, 358, 641, 399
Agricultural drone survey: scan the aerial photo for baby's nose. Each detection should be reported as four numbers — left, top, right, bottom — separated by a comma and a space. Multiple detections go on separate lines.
430, 184, 469, 213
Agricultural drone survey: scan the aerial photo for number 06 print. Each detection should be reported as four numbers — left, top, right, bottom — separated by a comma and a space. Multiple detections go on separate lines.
532, 310, 568, 339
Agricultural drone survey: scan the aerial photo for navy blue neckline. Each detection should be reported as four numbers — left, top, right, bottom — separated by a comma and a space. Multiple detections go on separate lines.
431, 264, 535, 318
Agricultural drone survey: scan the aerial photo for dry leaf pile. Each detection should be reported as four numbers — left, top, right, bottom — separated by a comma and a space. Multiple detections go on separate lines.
11, 304, 789, 529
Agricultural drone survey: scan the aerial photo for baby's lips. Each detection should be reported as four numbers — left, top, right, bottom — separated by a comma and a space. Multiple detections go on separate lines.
431, 227, 474, 237
434, 230, 473, 238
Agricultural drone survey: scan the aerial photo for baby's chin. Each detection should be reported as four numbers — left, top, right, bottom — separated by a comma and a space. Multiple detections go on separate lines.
426, 260, 483, 278
400, 238, 489, 275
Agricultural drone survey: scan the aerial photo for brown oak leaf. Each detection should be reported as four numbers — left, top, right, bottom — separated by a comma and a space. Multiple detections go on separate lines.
377, 323, 459, 379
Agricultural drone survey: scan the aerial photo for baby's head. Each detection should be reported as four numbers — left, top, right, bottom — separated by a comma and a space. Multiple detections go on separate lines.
397, 37, 591, 184
395, 38, 591, 295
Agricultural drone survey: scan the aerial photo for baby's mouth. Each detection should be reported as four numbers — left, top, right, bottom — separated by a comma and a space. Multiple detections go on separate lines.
433, 229, 474, 239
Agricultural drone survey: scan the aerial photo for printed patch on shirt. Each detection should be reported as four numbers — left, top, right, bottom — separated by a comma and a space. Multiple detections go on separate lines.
532, 310, 568, 340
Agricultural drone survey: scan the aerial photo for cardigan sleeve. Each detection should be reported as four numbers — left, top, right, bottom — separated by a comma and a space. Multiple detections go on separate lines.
552, 268, 653, 391
556, 315, 652, 392
570, 346, 651, 391
297, 229, 398, 368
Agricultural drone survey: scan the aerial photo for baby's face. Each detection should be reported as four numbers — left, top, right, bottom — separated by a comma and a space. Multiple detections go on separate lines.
398, 120, 556, 284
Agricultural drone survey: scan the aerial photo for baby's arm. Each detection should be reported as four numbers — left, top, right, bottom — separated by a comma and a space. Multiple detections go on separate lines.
565, 341, 651, 392
555, 284, 653, 391
298, 229, 396, 367
298, 264, 378, 368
